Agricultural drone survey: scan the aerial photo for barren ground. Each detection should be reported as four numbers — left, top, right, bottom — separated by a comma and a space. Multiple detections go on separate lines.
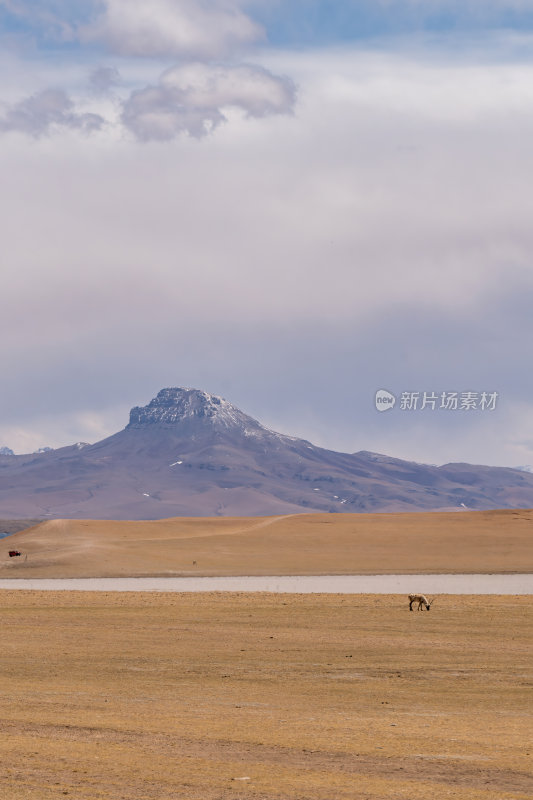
1, 510, 531, 798
1, 509, 532, 578
0, 591, 531, 800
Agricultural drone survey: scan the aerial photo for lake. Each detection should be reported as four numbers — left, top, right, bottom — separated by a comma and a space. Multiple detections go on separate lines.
0, 574, 532, 593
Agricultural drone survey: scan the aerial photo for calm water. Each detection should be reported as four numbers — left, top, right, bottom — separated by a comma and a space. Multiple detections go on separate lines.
0, 574, 532, 593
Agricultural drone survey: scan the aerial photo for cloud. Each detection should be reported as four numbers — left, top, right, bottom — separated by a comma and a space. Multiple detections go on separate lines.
369, 0, 533, 35
0, 0, 78, 42
81, 0, 263, 59
0, 408, 130, 455
384, 0, 533, 11
0, 88, 104, 135
161, 62, 296, 117
121, 62, 296, 140
4, 0, 533, 60
121, 86, 225, 140
1, 44, 533, 466
0, 2, 295, 141
89, 65, 121, 92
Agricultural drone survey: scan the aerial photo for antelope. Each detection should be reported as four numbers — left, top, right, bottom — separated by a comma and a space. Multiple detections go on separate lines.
408, 594, 434, 611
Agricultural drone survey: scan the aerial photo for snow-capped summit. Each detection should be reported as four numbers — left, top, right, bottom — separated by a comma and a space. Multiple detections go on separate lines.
127, 387, 264, 433
0, 446, 14, 456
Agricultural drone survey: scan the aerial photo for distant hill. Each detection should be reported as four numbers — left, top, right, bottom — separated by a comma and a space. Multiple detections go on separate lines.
3, 510, 532, 578
0, 519, 43, 537
1, 387, 533, 519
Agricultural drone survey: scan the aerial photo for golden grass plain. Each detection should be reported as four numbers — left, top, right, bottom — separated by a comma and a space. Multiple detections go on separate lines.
0, 591, 531, 800
0, 511, 531, 798
1, 508, 532, 578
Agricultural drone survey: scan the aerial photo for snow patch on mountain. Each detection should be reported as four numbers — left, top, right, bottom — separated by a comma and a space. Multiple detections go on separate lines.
128, 387, 252, 428
127, 387, 300, 445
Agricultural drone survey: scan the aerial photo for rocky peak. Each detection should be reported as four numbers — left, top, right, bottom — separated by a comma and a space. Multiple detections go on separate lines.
127, 387, 259, 431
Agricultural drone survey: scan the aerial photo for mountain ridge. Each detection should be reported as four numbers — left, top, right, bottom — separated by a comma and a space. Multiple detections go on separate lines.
1, 387, 532, 519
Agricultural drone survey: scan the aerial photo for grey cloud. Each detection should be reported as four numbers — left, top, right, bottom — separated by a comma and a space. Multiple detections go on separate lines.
121, 62, 296, 141
2, 46, 533, 467
121, 85, 225, 140
0, 88, 104, 136
80, 0, 262, 59
89, 65, 121, 92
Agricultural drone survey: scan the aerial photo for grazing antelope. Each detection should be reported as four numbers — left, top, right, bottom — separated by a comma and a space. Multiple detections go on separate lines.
408, 594, 434, 611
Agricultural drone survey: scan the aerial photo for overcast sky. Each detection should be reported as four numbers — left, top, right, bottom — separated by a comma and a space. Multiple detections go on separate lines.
1, 1, 532, 467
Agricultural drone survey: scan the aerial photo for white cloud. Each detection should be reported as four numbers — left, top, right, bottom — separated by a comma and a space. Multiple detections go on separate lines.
0, 2, 294, 141
81, 0, 263, 59
121, 62, 296, 140
161, 62, 296, 117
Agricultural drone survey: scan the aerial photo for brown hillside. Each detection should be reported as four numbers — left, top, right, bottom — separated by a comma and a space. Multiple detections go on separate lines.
1, 509, 531, 578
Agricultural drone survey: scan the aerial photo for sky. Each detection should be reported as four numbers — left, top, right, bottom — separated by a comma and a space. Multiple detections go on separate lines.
1, 0, 533, 468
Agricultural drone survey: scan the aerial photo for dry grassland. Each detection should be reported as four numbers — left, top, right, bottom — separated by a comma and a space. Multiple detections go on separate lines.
1, 509, 532, 578
0, 591, 531, 800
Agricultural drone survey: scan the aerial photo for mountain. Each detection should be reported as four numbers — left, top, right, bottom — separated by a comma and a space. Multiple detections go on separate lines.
0, 446, 14, 456
1, 386, 533, 519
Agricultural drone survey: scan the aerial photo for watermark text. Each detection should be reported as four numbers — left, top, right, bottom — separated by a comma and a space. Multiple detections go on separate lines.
375, 389, 498, 412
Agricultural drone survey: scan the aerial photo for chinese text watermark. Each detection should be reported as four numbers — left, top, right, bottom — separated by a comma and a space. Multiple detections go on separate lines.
375, 389, 498, 412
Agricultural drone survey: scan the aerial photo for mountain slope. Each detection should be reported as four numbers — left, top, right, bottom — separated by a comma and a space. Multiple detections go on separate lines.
1, 387, 533, 519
